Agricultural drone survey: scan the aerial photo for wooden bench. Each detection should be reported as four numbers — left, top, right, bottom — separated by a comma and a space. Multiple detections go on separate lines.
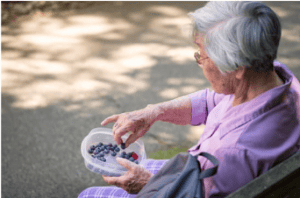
226, 151, 300, 198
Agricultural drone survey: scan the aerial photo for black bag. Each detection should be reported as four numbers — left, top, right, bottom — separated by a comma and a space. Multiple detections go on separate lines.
136, 152, 219, 198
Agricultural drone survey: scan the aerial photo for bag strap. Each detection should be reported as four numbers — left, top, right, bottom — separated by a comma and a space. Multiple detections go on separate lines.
198, 152, 219, 179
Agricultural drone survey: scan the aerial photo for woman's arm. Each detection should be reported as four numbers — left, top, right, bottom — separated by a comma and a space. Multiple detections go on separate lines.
101, 95, 192, 147
149, 95, 192, 125
101, 89, 225, 147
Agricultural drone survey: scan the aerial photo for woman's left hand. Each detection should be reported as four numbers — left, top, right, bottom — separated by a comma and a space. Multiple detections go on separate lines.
102, 157, 154, 194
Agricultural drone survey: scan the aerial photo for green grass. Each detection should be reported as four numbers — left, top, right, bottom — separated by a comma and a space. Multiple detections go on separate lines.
148, 145, 193, 159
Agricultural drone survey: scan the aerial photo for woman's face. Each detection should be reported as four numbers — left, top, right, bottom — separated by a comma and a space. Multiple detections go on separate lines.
194, 33, 237, 95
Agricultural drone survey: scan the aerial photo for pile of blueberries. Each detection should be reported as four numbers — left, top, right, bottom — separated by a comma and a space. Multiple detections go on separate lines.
88, 142, 139, 164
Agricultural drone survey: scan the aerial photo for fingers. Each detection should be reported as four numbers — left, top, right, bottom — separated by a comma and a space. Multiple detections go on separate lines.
125, 133, 139, 148
101, 115, 119, 126
102, 158, 136, 186
125, 127, 148, 148
116, 157, 136, 171
114, 127, 131, 145
102, 175, 125, 186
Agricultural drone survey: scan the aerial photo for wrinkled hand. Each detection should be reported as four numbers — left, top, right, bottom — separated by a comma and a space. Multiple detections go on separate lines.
101, 105, 160, 147
102, 157, 154, 194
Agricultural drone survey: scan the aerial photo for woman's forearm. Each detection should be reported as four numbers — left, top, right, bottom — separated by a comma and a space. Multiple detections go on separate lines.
149, 95, 192, 125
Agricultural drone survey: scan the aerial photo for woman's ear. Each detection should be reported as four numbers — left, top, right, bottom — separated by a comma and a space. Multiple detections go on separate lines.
235, 67, 246, 80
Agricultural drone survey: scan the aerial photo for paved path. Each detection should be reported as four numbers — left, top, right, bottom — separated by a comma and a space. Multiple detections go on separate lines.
2, 2, 300, 198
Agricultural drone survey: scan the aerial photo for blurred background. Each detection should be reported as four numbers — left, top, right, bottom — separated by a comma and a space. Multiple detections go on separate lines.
2, 1, 300, 198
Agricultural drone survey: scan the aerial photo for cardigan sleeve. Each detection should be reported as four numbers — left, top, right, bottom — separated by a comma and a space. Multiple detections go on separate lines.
188, 88, 226, 125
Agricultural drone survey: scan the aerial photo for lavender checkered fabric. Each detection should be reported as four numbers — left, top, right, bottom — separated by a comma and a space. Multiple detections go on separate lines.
78, 159, 168, 198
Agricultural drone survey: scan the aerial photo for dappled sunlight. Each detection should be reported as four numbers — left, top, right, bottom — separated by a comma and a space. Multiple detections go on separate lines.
151, 16, 191, 28
2, 6, 159, 110
19, 34, 81, 45
112, 43, 195, 65
282, 27, 300, 43
112, 43, 169, 58
98, 32, 126, 40
167, 78, 182, 85
277, 57, 300, 69
2, 1, 298, 118
271, 7, 290, 18
3, 59, 71, 74
116, 54, 156, 69
1, 50, 23, 59
186, 125, 205, 143
181, 86, 199, 94
13, 94, 48, 109
1, 34, 15, 43
159, 77, 207, 99
147, 6, 186, 17
159, 88, 180, 99
157, 131, 177, 143
56, 19, 131, 37
166, 46, 195, 63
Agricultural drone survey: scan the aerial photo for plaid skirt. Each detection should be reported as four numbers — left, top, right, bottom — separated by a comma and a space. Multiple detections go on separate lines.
78, 159, 169, 198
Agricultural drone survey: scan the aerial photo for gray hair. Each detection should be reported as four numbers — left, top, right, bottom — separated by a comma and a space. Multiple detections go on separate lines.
189, 1, 281, 73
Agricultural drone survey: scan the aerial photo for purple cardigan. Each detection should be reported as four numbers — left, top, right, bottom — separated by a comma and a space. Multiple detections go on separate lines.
188, 61, 300, 198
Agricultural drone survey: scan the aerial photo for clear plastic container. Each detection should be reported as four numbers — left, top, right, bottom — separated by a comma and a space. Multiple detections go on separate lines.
81, 127, 147, 176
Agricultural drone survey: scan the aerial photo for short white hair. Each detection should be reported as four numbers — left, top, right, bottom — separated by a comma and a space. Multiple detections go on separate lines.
189, 1, 281, 73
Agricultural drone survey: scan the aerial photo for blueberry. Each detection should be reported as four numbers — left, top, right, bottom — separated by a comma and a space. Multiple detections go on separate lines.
92, 155, 96, 158
111, 152, 117, 157
121, 143, 126, 149
93, 149, 100, 155
109, 147, 115, 151
104, 150, 109, 154
122, 151, 126, 155
88, 148, 94, 154
120, 152, 125, 158
94, 147, 101, 154
90, 145, 96, 150
108, 143, 113, 147
100, 157, 106, 162
113, 144, 118, 148
129, 157, 135, 162
135, 160, 139, 164
125, 154, 130, 159
128, 152, 133, 157
100, 146, 105, 151
97, 142, 103, 147
114, 147, 120, 152
95, 152, 104, 157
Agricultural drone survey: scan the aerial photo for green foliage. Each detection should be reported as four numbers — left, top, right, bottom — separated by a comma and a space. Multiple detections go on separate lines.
148, 145, 192, 159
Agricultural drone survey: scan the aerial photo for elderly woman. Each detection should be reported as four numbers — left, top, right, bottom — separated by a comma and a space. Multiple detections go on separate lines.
79, 1, 300, 198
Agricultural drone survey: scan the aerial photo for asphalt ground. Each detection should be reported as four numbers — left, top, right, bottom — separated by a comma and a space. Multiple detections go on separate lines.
2, 2, 300, 198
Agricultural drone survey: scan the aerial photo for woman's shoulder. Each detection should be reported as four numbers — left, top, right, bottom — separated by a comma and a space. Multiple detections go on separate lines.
274, 60, 300, 122
234, 105, 300, 162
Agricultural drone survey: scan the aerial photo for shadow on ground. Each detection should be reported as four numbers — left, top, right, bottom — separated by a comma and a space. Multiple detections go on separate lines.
2, 2, 300, 198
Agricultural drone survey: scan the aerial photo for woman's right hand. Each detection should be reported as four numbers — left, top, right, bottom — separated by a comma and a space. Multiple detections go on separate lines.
101, 104, 160, 148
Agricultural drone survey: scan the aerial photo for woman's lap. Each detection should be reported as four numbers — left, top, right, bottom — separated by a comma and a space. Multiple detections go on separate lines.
78, 159, 168, 198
